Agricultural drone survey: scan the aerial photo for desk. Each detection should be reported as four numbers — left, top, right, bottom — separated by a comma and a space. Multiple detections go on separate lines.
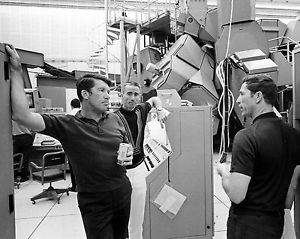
33, 133, 62, 150
30, 133, 63, 166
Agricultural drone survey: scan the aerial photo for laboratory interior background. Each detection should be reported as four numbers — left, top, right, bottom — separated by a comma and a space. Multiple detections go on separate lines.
1, 0, 300, 238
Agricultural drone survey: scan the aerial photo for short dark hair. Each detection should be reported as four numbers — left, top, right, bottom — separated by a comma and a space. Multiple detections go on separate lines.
123, 81, 141, 92
70, 98, 80, 108
76, 74, 112, 101
243, 74, 278, 106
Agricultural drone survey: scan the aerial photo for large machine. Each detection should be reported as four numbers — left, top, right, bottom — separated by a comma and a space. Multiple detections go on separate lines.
129, 0, 299, 129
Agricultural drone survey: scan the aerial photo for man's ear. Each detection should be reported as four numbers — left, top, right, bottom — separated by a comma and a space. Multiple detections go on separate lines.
81, 90, 90, 100
255, 91, 263, 103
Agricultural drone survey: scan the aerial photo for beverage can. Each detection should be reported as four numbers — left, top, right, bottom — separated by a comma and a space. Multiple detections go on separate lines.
117, 143, 133, 165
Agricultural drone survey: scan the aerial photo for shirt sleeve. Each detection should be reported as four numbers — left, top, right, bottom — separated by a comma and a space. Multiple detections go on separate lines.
230, 130, 256, 177
291, 129, 300, 165
39, 114, 67, 142
138, 102, 152, 114
111, 113, 130, 144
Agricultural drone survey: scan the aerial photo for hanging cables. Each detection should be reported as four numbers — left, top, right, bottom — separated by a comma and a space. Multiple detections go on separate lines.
217, 0, 235, 163
216, 60, 235, 162
225, 0, 234, 58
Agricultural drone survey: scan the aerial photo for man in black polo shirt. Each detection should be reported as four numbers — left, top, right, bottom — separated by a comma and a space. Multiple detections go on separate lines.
115, 81, 166, 239
66, 98, 81, 192
217, 74, 300, 239
7, 45, 132, 239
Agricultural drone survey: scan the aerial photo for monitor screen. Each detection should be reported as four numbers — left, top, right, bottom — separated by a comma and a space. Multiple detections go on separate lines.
25, 92, 34, 108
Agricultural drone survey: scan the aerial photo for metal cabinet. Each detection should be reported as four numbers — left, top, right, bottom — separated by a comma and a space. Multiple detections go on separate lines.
0, 43, 15, 239
143, 106, 213, 239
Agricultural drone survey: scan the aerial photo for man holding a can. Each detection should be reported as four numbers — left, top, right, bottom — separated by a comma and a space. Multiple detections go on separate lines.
7, 44, 133, 239
115, 81, 167, 239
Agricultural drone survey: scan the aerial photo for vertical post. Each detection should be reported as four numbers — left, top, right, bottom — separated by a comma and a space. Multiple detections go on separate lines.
108, 0, 111, 24
174, 1, 179, 41
292, 45, 300, 238
113, 0, 116, 22
135, 0, 138, 24
120, 19, 126, 91
136, 24, 141, 85
148, 0, 150, 23
287, 41, 290, 62
104, 0, 109, 79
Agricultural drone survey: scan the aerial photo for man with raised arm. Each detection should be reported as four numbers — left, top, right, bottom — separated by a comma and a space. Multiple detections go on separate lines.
7, 44, 132, 239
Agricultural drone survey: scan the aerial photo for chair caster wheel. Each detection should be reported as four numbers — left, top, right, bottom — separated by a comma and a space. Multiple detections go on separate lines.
67, 191, 69, 196
57, 200, 60, 204
32, 200, 36, 204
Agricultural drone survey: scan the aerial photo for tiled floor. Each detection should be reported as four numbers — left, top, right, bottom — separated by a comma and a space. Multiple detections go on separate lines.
14, 153, 297, 239
13, 155, 230, 239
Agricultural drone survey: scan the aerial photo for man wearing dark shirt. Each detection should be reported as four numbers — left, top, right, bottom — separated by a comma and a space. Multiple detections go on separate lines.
115, 81, 166, 239
7, 44, 133, 239
66, 98, 81, 192
217, 74, 300, 239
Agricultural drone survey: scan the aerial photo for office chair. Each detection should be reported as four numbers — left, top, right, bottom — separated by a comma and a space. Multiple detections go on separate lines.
13, 153, 24, 189
29, 151, 69, 204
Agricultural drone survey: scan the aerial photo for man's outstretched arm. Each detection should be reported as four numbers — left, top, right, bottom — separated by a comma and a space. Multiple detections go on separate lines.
147, 96, 169, 122
7, 45, 45, 132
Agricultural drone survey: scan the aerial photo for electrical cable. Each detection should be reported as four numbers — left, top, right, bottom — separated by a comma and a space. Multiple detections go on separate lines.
216, 61, 235, 162
225, 0, 234, 58
216, 0, 235, 162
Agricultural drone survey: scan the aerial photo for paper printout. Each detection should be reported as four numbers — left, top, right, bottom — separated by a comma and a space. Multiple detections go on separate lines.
153, 184, 186, 218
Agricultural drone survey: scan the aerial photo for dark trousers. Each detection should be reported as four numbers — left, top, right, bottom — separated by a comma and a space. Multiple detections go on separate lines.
227, 208, 284, 239
13, 134, 34, 178
77, 184, 132, 239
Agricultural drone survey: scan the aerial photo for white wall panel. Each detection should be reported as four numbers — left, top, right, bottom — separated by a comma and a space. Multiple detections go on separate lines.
0, 5, 106, 61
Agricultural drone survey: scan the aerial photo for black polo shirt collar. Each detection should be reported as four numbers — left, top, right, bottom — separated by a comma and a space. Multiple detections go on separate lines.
252, 112, 277, 124
75, 110, 109, 124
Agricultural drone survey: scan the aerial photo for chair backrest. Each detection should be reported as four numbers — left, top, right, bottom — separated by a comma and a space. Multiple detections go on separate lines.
42, 151, 66, 168
13, 153, 23, 173
31, 151, 67, 185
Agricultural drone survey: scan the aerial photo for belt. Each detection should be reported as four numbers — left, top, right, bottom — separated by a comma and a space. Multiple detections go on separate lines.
231, 207, 284, 217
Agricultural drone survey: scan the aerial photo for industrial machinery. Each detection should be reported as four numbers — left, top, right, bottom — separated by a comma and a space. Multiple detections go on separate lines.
127, 0, 300, 155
